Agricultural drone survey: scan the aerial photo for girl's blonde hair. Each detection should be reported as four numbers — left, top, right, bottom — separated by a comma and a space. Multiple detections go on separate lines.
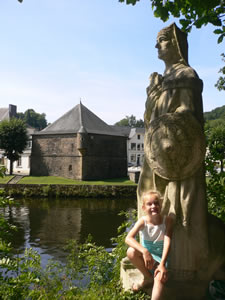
141, 190, 163, 205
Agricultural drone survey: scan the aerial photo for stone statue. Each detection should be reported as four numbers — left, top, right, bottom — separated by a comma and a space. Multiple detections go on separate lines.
134, 23, 225, 298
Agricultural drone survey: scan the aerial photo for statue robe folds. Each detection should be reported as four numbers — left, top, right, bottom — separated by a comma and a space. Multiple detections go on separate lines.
138, 63, 209, 277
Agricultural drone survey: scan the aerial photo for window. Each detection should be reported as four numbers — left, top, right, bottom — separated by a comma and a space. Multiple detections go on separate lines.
71, 143, 74, 151
130, 154, 136, 162
131, 143, 136, 150
17, 156, 22, 167
137, 134, 140, 140
137, 154, 140, 166
27, 140, 32, 148
69, 165, 72, 171
137, 144, 140, 151
141, 144, 144, 151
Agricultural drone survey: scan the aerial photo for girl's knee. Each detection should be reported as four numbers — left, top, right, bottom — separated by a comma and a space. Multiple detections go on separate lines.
154, 272, 166, 285
154, 274, 162, 284
127, 247, 139, 259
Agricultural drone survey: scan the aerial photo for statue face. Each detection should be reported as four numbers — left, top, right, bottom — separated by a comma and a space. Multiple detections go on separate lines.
155, 33, 173, 62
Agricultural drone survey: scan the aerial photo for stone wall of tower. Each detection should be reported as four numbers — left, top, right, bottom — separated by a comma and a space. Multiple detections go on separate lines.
30, 132, 127, 180
30, 133, 82, 180
81, 133, 127, 180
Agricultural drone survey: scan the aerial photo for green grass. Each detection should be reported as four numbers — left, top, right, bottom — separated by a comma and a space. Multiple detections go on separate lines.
0, 176, 13, 184
18, 176, 137, 185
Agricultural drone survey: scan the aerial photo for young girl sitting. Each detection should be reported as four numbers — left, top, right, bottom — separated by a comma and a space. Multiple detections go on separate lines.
125, 190, 173, 300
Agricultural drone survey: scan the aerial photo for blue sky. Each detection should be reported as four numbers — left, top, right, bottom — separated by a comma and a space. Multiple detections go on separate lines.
0, 0, 224, 125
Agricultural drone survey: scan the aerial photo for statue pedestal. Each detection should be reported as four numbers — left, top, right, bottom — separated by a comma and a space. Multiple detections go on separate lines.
120, 257, 148, 291
120, 257, 210, 300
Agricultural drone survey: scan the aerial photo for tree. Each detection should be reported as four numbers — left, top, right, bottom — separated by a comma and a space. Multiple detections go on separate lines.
114, 115, 144, 127
204, 105, 225, 121
120, 0, 225, 91
17, 109, 48, 130
0, 165, 6, 178
119, 0, 225, 42
205, 119, 225, 222
0, 119, 28, 175
205, 119, 225, 173
215, 53, 225, 91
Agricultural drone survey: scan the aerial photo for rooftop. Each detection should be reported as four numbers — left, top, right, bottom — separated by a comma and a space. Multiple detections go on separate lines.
36, 102, 124, 137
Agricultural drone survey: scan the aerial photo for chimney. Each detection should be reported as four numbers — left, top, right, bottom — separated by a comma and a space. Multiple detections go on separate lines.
9, 104, 17, 119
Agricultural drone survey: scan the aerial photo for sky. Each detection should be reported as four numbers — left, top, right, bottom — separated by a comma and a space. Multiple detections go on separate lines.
0, 0, 224, 125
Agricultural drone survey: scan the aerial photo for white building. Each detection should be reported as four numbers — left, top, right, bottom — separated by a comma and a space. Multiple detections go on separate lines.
112, 126, 145, 167
128, 127, 145, 166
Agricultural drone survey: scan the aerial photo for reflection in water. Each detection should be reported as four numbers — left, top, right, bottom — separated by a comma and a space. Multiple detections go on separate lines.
2, 198, 136, 266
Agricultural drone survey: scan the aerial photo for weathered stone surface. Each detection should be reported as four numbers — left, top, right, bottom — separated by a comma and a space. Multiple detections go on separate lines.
128, 170, 140, 183
31, 134, 82, 179
144, 112, 206, 181
121, 22, 225, 299
31, 103, 127, 180
31, 133, 127, 180
120, 257, 145, 291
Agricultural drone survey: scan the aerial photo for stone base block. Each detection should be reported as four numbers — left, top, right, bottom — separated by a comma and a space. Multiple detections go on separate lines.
120, 257, 146, 291
120, 257, 210, 300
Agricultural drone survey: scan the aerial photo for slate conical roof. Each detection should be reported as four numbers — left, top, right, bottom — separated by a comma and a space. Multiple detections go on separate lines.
38, 102, 123, 136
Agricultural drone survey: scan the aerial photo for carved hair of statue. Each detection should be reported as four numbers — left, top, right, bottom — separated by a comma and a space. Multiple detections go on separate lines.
157, 23, 189, 66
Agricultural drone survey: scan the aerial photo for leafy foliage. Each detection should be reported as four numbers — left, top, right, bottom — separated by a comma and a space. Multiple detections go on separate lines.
119, 1, 225, 93
205, 118, 225, 172
119, 0, 225, 43
205, 119, 225, 222
114, 115, 144, 127
17, 109, 48, 130
215, 53, 225, 91
0, 193, 146, 300
0, 166, 6, 178
205, 155, 225, 223
0, 118, 28, 175
204, 105, 225, 121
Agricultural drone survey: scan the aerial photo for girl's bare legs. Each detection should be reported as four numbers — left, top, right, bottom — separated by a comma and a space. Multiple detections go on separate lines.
127, 247, 153, 289
151, 272, 164, 300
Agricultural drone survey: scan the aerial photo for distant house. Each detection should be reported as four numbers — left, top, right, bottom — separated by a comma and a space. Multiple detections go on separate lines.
0, 104, 37, 175
0, 104, 17, 121
128, 128, 145, 166
113, 126, 145, 167
30, 102, 127, 180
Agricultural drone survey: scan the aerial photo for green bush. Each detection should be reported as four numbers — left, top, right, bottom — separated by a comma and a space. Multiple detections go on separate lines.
205, 148, 225, 223
0, 192, 147, 300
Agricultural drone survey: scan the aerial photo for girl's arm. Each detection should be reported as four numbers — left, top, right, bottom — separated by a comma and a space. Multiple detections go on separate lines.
155, 216, 173, 282
125, 218, 154, 270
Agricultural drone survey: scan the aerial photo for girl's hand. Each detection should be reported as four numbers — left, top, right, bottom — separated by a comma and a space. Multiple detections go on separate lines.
142, 249, 154, 270
154, 264, 168, 283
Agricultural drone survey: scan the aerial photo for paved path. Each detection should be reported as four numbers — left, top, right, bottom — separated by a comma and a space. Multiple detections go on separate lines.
7, 175, 24, 184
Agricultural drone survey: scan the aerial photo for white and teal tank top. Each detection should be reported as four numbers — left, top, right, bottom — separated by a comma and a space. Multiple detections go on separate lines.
140, 216, 166, 264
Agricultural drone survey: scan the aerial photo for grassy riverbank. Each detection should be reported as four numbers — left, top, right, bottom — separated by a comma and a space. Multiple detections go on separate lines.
0, 175, 137, 185
0, 175, 13, 183
0, 176, 137, 198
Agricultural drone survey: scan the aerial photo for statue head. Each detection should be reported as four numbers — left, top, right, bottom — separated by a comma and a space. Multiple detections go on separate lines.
156, 23, 189, 66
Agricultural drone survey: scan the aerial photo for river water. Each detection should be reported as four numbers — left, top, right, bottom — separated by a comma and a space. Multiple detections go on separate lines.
2, 197, 136, 267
